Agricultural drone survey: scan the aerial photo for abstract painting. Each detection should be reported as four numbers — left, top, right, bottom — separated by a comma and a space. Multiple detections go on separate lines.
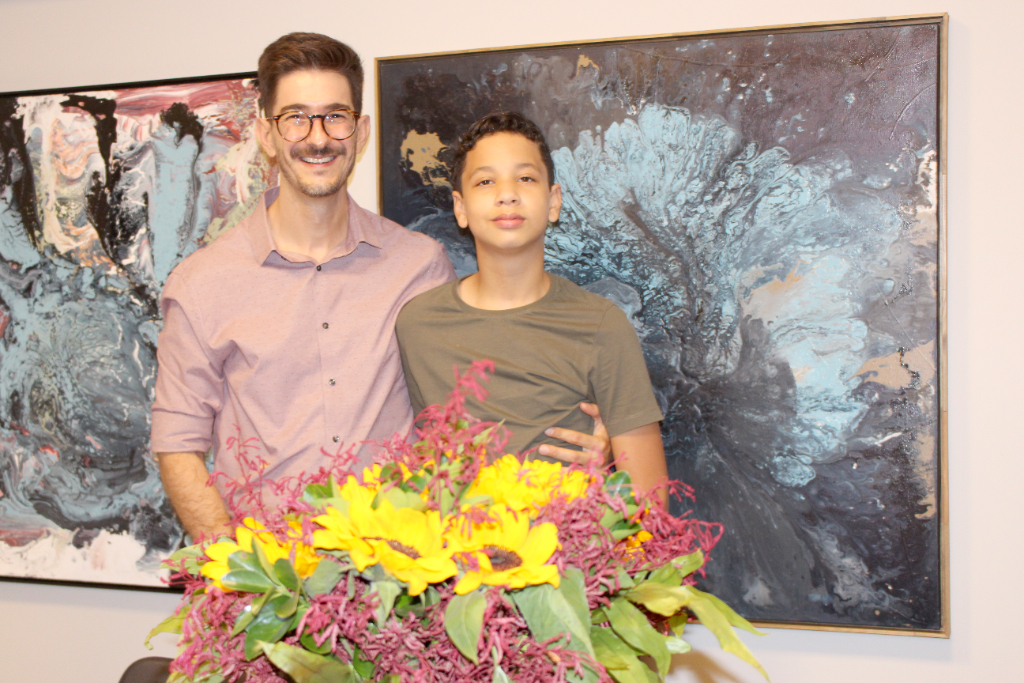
377, 15, 947, 632
0, 73, 271, 586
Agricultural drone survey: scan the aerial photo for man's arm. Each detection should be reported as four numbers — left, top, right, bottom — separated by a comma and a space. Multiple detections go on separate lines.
157, 451, 233, 540
610, 422, 669, 506
537, 402, 611, 465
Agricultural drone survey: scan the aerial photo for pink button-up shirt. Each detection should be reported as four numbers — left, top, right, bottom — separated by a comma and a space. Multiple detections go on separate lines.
151, 189, 454, 496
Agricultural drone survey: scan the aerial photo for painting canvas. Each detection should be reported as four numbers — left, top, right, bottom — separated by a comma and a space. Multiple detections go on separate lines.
377, 15, 947, 632
0, 73, 271, 586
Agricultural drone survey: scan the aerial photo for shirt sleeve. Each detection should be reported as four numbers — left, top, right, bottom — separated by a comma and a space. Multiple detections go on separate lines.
416, 239, 456, 296
150, 272, 225, 454
589, 304, 664, 437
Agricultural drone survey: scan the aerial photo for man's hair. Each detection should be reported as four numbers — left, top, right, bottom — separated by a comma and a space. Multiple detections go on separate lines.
450, 112, 556, 192
256, 32, 364, 115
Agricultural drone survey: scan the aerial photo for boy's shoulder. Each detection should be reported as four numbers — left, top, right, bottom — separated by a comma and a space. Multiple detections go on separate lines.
398, 279, 460, 319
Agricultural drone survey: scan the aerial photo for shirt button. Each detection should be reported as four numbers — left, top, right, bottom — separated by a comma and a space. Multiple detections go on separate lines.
332, 435, 340, 442
322, 322, 329, 329
316, 265, 322, 271
328, 378, 336, 386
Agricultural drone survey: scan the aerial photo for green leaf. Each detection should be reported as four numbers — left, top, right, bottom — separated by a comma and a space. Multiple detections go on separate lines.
274, 590, 300, 619
305, 559, 348, 596
444, 590, 487, 663
252, 541, 279, 582
232, 605, 257, 637
145, 610, 187, 648
244, 605, 292, 660
561, 567, 591, 629
493, 664, 511, 683
663, 634, 691, 654
605, 597, 670, 676
625, 582, 690, 617
646, 564, 682, 587
371, 580, 404, 625
615, 569, 636, 590
274, 558, 301, 592
166, 544, 206, 575
671, 550, 705, 580
695, 588, 765, 636
220, 569, 276, 594
591, 626, 658, 683
598, 508, 624, 529
251, 590, 272, 616
603, 470, 635, 503
227, 551, 263, 575
609, 519, 643, 541
300, 629, 333, 655
261, 641, 358, 683
352, 646, 376, 678
683, 586, 768, 679
377, 486, 428, 512
512, 583, 597, 682
668, 613, 688, 636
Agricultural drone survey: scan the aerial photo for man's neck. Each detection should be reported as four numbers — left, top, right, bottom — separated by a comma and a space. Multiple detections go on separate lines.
266, 184, 350, 263
459, 246, 550, 310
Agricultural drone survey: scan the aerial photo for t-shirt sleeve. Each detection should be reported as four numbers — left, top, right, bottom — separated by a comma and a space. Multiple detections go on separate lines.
150, 272, 225, 455
396, 298, 429, 418
589, 304, 664, 437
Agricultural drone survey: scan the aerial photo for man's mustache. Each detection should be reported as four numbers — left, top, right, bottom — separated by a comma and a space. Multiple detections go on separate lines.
290, 144, 347, 159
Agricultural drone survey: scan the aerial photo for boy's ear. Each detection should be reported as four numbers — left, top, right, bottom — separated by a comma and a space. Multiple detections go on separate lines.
452, 191, 470, 229
548, 184, 563, 223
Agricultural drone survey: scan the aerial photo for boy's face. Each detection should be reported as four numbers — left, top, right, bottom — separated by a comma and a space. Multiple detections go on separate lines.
452, 132, 562, 255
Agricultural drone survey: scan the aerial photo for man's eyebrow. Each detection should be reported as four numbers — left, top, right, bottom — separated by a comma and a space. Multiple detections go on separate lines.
275, 102, 354, 113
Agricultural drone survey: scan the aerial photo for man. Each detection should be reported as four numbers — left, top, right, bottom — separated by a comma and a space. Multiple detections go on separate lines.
151, 33, 608, 539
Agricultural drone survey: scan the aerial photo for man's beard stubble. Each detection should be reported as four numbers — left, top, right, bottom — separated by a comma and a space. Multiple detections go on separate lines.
280, 142, 350, 198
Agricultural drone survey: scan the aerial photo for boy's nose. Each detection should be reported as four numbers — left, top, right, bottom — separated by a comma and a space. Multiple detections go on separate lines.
496, 181, 520, 204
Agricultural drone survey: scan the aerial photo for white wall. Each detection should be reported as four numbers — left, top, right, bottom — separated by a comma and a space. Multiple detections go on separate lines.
0, 0, 1019, 681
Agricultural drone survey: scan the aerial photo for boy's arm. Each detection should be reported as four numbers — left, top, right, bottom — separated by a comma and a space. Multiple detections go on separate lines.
611, 422, 669, 506
538, 402, 611, 465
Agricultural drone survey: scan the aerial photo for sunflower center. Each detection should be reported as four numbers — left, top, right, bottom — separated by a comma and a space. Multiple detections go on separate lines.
385, 539, 421, 559
483, 545, 523, 571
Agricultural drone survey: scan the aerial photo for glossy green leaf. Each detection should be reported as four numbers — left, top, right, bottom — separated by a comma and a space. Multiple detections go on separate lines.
371, 580, 404, 625
683, 586, 768, 679
625, 582, 690, 617
274, 590, 300, 619
605, 597, 670, 676
252, 541, 279, 582
609, 520, 643, 541
227, 551, 262, 575
261, 641, 358, 683
251, 590, 272, 616
300, 629, 333, 655
671, 550, 705, 580
231, 605, 257, 637
244, 606, 292, 660
274, 558, 300, 592
444, 590, 487, 663
220, 569, 276, 594
145, 610, 187, 648
603, 470, 635, 503
305, 559, 347, 596
513, 583, 597, 682
166, 544, 206, 575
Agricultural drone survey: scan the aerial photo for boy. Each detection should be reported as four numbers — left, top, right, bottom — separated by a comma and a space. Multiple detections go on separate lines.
396, 112, 668, 500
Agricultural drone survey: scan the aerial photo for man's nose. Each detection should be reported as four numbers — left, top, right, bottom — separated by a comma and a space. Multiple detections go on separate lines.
306, 116, 331, 144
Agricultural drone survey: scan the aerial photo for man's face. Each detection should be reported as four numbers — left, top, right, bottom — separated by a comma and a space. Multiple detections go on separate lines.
256, 69, 370, 199
452, 132, 561, 255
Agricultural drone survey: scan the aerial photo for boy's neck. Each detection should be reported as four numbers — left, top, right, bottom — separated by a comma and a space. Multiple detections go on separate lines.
459, 248, 550, 310
267, 183, 350, 263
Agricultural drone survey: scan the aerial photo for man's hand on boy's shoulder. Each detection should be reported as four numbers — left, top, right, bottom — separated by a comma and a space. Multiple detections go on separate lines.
538, 402, 611, 465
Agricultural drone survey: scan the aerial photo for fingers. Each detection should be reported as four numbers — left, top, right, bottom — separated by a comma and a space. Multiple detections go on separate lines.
544, 426, 602, 450
537, 442, 602, 465
579, 402, 603, 422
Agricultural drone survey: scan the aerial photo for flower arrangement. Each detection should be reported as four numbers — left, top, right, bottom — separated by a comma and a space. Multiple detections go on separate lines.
150, 362, 766, 682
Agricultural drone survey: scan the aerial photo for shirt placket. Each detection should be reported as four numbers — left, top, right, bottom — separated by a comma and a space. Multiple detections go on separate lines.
311, 260, 341, 450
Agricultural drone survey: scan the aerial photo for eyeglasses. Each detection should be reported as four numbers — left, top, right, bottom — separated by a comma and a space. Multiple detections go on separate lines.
268, 109, 359, 142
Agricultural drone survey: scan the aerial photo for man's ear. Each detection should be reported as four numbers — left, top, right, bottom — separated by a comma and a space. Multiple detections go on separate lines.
354, 114, 371, 156
548, 183, 563, 223
452, 190, 469, 229
255, 117, 276, 161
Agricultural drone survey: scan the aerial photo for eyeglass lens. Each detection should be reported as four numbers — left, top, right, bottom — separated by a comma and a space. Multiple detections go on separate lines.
276, 111, 357, 142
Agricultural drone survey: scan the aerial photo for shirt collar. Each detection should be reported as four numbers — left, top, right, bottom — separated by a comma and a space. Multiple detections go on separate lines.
248, 186, 383, 265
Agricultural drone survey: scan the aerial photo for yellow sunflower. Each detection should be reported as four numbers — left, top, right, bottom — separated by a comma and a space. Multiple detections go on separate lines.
201, 517, 321, 591
448, 505, 560, 595
468, 455, 591, 512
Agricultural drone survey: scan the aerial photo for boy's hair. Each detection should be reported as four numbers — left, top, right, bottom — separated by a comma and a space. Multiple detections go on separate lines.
256, 33, 364, 116
451, 112, 556, 192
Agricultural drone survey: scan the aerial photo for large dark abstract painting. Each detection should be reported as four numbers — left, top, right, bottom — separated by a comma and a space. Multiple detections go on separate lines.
377, 16, 947, 632
0, 74, 270, 586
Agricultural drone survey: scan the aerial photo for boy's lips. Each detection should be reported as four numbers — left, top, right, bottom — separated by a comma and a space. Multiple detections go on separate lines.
493, 213, 525, 229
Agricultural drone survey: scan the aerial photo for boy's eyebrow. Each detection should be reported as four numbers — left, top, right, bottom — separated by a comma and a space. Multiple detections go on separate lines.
467, 161, 543, 175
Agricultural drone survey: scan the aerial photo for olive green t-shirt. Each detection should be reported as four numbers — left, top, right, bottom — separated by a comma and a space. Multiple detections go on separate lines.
395, 274, 663, 458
